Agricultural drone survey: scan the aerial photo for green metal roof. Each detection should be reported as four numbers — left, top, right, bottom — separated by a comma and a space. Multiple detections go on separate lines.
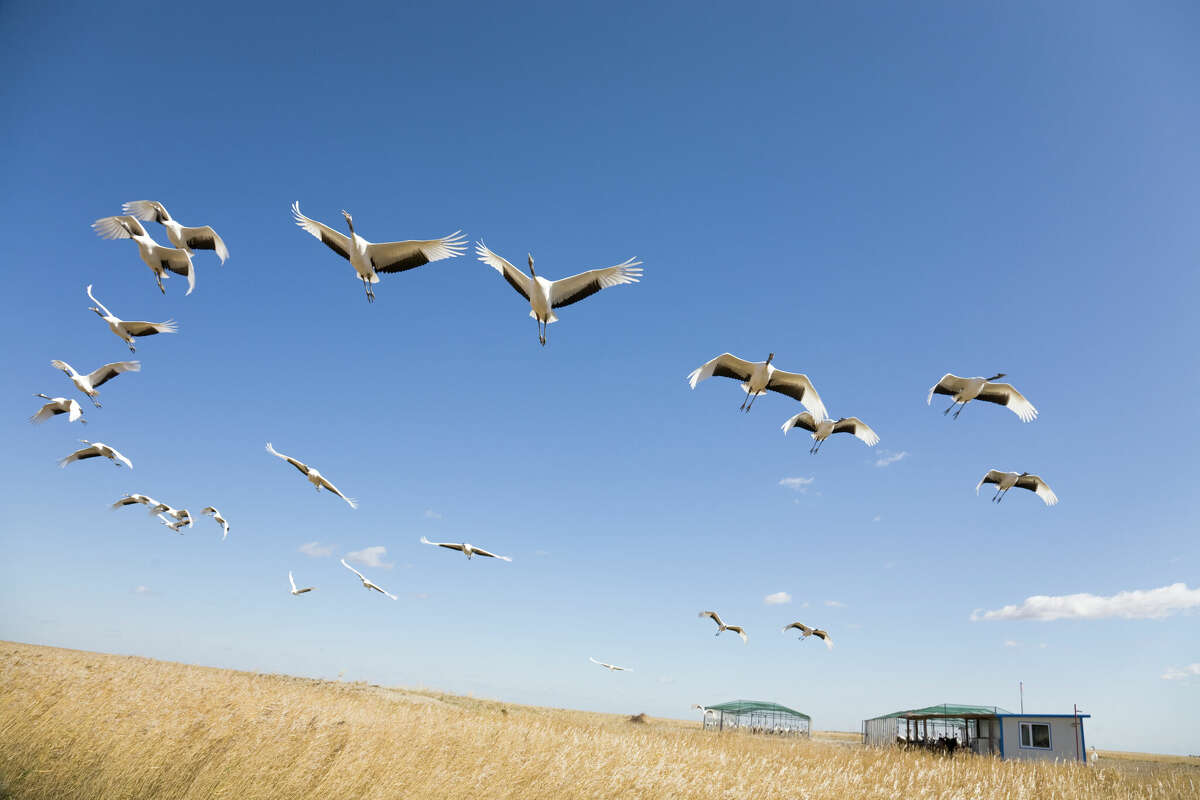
867, 703, 1012, 721
704, 700, 811, 720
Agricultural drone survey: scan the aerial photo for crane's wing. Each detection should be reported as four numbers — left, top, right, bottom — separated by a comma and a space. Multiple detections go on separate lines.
927, 374, 968, 404
316, 474, 357, 509
122, 320, 178, 337
975, 470, 1008, 493
831, 417, 879, 446
419, 536, 447, 548
437, 542, 466, 552
726, 626, 748, 643
289, 571, 298, 592
50, 359, 75, 377
30, 402, 61, 424
1015, 474, 1058, 506
783, 622, 812, 635
470, 546, 511, 561
976, 382, 1038, 423
106, 447, 133, 469
67, 400, 83, 422
686, 354, 757, 389
589, 657, 606, 667
158, 248, 195, 295
123, 200, 168, 223
180, 225, 230, 264
698, 610, 723, 627
781, 412, 818, 435
59, 446, 101, 466
548, 258, 642, 309
766, 371, 827, 421
475, 241, 532, 301
92, 215, 147, 240
814, 630, 834, 650
292, 202, 352, 261
86, 361, 141, 388
85, 285, 113, 319
201, 506, 217, 516
340, 558, 367, 581
367, 231, 467, 274
265, 443, 309, 476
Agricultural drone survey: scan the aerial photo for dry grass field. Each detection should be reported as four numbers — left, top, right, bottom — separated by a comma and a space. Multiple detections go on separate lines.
1, 641, 1195, 800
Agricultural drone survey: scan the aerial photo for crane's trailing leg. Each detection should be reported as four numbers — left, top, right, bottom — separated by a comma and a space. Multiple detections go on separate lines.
362, 278, 375, 303
744, 390, 761, 413
944, 402, 957, 416
90, 397, 102, 409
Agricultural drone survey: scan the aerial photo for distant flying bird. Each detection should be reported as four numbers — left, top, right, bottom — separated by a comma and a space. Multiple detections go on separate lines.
30, 394, 86, 424
475, 241, 642, 346
976, 470, 1058, 506
148, 503, 192, 527
782, 622, 834, 650
589, 657, 632, 672
291, 202, 466, 303
86, 285, 177, 353
265, 443, 357, 508
781, 412, 879, 453
687, 353, 827, 417
927, 373, 1037, 422
122, 201, 229, 264
340, 558, 397, 600
419, 536, 511, 561
156, 513, 189, 533
111, 493, 158, 509
289, 571, 315, 595
51, 357, 139, 408
200, 506, 229, 540
92, 215, 195, 294
59, 440, 132, 469
698, 610, 748, 643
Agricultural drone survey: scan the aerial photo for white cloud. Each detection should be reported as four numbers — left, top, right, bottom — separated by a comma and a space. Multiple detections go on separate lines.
779, 476, 814, 493
825, 600, 846, 608
1004, 640, 1021, 648
657, 676, 675, 685
133, 585, 154, 595
345, 546, 394, 569
874, 450, 908, 468
299, 541, 334, 558
423, 508, 442, 520
971, 582, 1200, 622
764, 592, 792, 606
872, 515, 882, 523
1162, 663, 1200, 681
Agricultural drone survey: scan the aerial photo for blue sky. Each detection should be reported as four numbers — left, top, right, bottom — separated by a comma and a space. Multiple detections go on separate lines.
2, 1, 1198, 754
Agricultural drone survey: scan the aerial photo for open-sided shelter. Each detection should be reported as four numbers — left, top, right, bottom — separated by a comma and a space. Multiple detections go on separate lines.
700, 700, 810, 737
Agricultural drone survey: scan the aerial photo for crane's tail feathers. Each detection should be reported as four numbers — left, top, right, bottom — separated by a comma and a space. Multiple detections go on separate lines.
528, 310, 558, 323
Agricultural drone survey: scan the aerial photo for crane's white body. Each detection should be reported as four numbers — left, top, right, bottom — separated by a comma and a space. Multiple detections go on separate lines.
976, 470, 1058, 506
112, 494, 158, 509
419, 536, 511, 561
340, 558, 397, 600
31, 394, 85, 424
289, 571, 314, 595
51, 358, 139, 407
782, 622, 834, 650
265, 443, 357, 508
699, 610, 748, 643
123, 201, 229, 264
93, 215, 195, 294
928, 373, 1037, 422
85, 285, 177, 353
59, 440, 132, 469
687, 353, 827, 417
589, 657, 632, 672
149, 503, 193, 527
781, 412, 879, 453
201, 506, 229, 540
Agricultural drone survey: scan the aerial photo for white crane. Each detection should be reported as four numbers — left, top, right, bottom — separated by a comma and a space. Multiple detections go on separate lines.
927, 373, 1037, 422
51, 356, 140, 407
59, 440, 132, 469
31, 394, 86, 424
156, 513, 189, 533
148, 503, 193, 527
475, 241, 642, 346
200, 506, 229, 540
976, 470, 1058, 506
92, 215, 195, 294
340, 558, 397, 600
265, 443, 357, 508
698, 610, 748, 643
687, 353, 827, 417
86, 285, 177, 353
289, 571, 315, 595
291, 202, 466, 303
122, 201, 229, 264
419, 536, 511, 561
782, 622, 834, 650
589, 657, 632, 672
112, 493, 158, 509
781, 412, 879, 453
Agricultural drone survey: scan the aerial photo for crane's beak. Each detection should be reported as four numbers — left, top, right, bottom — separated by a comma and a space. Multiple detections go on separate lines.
767, 352, 775, 364
527, 253, 535, 276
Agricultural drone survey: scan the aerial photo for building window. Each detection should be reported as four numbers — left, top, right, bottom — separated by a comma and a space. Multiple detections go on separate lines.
1019, 722, 1052, 749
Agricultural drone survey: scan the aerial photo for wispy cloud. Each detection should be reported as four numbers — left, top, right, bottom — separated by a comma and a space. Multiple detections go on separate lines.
764, 592, 792, 606
657, 675, 676, 685
345, 546, 394, 569
779, 476, 814, 493
423, 508, 442, 520
1162, 663, 1200, 681
133, 585, 155, 596
299, 541, 335, 558
825, 600, 846, 608
971, 582, 1200, 622
1004, 640, 1021, 648
872, 515, 882, 523
874, 450, 908, 468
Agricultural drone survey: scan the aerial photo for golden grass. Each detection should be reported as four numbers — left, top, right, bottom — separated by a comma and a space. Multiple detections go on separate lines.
1, 641, 1195, 800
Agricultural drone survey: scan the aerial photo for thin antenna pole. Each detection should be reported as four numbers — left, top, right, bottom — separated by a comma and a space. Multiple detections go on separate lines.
1019, 681, 1024, 713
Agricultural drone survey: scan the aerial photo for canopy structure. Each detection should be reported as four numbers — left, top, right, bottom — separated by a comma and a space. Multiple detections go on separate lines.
700, 699, 810, 737
868, 703, 1011, 721
863, 702, 1011, 754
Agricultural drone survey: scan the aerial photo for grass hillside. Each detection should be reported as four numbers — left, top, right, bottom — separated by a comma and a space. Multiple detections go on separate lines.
1, 641, 1195, 799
